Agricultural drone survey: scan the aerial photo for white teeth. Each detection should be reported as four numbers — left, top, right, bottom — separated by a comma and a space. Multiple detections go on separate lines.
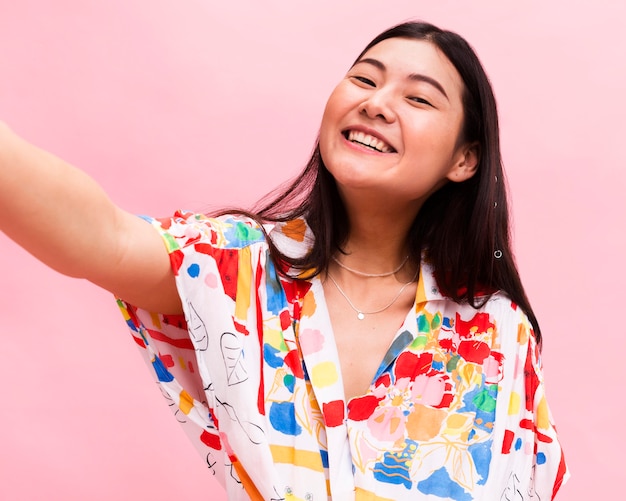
347, 130, 392, 153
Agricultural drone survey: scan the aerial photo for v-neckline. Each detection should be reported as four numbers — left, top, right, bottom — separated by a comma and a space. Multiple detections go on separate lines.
300, 275, 419, 408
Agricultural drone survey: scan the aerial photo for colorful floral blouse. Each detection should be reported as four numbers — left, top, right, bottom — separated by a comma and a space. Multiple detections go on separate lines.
117, 212, 568, 500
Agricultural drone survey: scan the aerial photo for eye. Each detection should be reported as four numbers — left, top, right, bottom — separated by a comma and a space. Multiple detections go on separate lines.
408, 96, 433, 107
352, 76, 376, 87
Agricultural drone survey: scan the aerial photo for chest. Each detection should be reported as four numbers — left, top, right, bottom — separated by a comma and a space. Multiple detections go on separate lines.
321, 279, 417, 402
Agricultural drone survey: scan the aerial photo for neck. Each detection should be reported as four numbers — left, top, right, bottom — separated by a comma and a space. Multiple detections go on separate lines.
337, 192, 423, 275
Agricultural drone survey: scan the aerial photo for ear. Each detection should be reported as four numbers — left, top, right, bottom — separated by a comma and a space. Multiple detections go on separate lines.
446, 142, 480, 183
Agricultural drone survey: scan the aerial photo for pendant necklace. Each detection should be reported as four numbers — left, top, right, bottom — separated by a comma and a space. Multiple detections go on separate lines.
326, 269, 419, 320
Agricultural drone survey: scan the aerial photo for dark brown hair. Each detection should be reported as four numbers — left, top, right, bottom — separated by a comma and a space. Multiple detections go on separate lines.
222, 21, 542, 344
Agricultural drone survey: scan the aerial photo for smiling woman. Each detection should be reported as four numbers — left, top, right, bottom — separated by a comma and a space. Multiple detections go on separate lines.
0, 19, 567, 501
320, 38, 474, 209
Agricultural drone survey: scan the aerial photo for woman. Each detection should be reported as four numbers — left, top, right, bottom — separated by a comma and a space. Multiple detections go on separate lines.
0, 21, 567, 500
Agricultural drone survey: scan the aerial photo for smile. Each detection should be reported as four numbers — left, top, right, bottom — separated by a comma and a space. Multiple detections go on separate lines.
344, 130, 395, 153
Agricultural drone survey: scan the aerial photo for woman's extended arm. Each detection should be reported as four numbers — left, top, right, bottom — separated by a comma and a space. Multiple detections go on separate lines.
0, 122, 181, 313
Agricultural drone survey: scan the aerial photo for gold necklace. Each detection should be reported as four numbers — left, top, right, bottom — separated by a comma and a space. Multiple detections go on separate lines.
326, 269, 418, 320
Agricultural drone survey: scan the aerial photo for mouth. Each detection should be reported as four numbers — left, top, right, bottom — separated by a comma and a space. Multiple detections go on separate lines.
343, 129, 396, 153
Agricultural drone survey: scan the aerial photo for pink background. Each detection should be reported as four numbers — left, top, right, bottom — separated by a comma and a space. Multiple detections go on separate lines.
1, 1, 624, 499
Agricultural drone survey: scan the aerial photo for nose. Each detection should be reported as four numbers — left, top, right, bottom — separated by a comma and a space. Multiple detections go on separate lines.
360, 89, 396, 123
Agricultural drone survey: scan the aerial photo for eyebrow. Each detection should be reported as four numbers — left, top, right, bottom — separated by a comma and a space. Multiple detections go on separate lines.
355, 57, 449, 100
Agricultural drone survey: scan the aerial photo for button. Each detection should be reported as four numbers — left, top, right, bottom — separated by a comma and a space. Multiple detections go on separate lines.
305, 494, 313, 501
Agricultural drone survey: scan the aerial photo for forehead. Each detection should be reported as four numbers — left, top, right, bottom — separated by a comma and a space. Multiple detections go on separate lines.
357, 37, 465, 101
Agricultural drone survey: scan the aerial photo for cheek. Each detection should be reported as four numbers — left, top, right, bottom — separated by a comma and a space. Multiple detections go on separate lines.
318, 110, 333, 162
320, 88, 345, 129
319, 90, 347, 158
406, 117, 462, 158
321, 80, 360, 125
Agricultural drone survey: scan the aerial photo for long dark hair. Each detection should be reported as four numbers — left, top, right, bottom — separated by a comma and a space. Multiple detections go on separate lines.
221, 21, 542, 344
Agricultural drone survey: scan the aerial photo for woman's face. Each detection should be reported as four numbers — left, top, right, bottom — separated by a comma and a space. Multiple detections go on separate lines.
319, 37, 477, 208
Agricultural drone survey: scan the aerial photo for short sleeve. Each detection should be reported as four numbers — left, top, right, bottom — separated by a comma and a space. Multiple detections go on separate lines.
490, 305, 569, 499
115, 211, 272, 492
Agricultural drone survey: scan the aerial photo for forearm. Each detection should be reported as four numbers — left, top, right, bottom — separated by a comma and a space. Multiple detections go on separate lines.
0, 123, 182, 313
0, 123, 124, 278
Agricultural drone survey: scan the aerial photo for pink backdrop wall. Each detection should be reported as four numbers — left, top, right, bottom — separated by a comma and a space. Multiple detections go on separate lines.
1, 1, 624, 499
